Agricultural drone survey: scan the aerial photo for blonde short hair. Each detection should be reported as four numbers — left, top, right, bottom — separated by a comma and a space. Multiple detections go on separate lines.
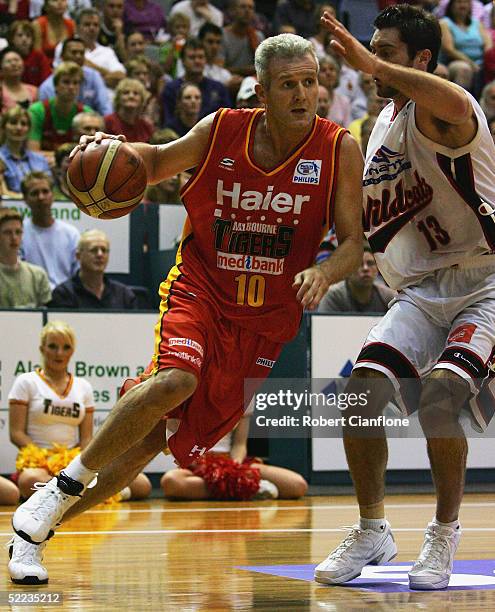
77, 229, 109, 253
113, 78, 147, 113
40, 321, 76, 350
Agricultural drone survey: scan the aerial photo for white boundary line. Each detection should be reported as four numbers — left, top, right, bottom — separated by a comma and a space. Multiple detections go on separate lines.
1, 501, 494, 517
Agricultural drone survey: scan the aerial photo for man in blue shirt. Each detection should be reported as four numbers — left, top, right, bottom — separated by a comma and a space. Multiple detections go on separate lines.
38, 38, 112, 117
162, 38, 232, 125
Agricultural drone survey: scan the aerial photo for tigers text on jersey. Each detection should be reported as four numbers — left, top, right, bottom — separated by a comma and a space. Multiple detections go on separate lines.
166, 108, 345, 343
364, 92, 495, 290
8, 370, 94, 449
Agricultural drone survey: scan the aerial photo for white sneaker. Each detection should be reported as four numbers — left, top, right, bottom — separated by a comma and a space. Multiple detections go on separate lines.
253, 479, 279, 500
408, 521, 461, 590
314, 521, 397, 584
13, 474, 84, 544
7, 534, 49, 585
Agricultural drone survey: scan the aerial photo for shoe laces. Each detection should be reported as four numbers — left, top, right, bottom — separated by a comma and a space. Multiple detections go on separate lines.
416, 528, 454, 570
327, 525, 364, 560
6, 537, 46, 565
29, 480, 71, 523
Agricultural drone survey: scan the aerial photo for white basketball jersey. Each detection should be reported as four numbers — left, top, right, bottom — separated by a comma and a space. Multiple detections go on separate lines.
364, 92, 495, 289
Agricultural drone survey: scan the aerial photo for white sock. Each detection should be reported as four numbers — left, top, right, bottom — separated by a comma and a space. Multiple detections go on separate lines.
119, 486, 131, 501
359, 517, 387, 532
63, 455, 97, 486
433, 517, 460, 530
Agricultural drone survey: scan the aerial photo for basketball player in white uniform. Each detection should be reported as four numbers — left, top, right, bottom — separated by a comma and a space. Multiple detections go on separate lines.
315, 5, 495, 590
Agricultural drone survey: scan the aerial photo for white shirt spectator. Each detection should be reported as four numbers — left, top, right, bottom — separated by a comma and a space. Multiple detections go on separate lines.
170, 0, 224, 37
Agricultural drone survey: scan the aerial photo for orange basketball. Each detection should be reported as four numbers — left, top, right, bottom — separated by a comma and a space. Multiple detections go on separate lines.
67, 139, 147, 219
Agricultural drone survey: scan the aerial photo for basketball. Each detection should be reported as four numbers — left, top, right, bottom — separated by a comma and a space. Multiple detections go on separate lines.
67, 139, 147, 219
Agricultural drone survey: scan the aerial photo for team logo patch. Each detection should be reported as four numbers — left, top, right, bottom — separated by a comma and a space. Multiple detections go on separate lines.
217, 252, 284, 275
448, 324, 477, 344
219, 157, 235, 170
169, 337, 204, 357
256, 357, 275, 368
293, 159, 321, 184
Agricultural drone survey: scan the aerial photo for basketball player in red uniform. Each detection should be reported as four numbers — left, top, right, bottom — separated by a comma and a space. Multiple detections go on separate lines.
9, 33, 363, 584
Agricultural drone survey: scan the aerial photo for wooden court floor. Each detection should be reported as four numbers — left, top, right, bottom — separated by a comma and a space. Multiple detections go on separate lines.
1, 493, 495, 611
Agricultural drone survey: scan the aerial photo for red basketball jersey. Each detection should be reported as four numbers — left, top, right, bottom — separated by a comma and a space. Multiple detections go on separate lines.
162, 108, 346, 343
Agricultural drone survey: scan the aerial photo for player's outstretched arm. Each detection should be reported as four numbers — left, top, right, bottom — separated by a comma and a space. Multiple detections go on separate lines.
293, 134, 364, 311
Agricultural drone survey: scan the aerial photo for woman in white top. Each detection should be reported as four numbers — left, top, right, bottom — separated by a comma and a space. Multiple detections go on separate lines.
9, 321, 151, 500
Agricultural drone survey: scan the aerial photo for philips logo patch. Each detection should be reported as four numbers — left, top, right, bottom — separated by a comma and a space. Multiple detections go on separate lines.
293, 159, 321, 184
256, 357, 275, 368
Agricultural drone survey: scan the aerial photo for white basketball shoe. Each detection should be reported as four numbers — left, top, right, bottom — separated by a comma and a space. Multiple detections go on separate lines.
408, 521, 461, 590
13, 473, 85, 544
7, 534, 49, 585
314, 521, 397, 584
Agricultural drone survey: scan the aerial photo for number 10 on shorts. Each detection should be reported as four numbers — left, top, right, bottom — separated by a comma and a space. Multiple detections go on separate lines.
235, 274, 265, 307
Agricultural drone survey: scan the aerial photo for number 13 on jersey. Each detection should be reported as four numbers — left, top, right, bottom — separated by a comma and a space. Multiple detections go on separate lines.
234, 274, 265, 307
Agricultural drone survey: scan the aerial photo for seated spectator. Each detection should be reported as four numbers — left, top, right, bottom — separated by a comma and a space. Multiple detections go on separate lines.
52, 142, 75, 200
480, 79, 495, 118
319, 246, 395, 314
99, 0, 126, 62
0, 0, 29, 40
222, 0, 264, 77
8, 320, 150, 502
33, 0, 75, 66
309, 3, 335, 60
7, 21, 52, 87
144, 128, 182, 203
159, 12, 190, 77
166, 82, 202, 136
0, 47, 38, 111
104, 77, 154, 142
71, 110, 104, 140
29, 62, 91, 154
20, 170, 80, 288
162, 38, 231, 124
350, 71, 375, 122
124, 30, 146, 61
488, 115, 495, 144
347, 91, 387, 145
29, 0, 92, 19
0, 208, 51, 308
360, 114, 377, 155
123, 0, 166, 42
319, 55, 351, 127
435, 0, 485, 21
316, 83, 330, 118
169, 0, 224, 38
274, 0, 317, 40
126, 56, 162, 128
39, 37, 112, 116
198, 22, 242, 93
161, 408, 308, 500
440, 0, 492, 93
49, 229, 139, 309
235, 75, 262, 108
0, 107, 50, 198
0, 476, 19, 505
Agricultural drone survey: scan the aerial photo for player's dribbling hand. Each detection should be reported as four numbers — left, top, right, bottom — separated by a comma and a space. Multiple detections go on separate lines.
320, 11, 377, 75
293, 266, 330, 311
69, 132, 127, 159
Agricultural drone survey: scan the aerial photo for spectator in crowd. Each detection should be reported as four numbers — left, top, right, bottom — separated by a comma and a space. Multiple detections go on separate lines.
70, 7, 126, 91
71, 110, 104, 140
99, 0, 126, 62
29, 0, 92, 19
126, 56, 161, 128
198, 22, 242, 92
483, 0, 495, 39
439, 0, 492, 93
0, 208, 51, 308
166, 81, 202, 136
235, 75, 262, 108
274, 0, 317, 40
7, 21, 52, 87
104, 77, 154, 142
0, 47, 38, 112
169, 0, 224, 38
123, 0, 166, 42
348, 91, 387, 145
0, 107, 50, 198
33, 0, 75, 66
309, 3, 336, 60
350, 71, 375, 121
360, 114, 377, 155
49, 229, 139, 309
488, 114, 495, 143
319, 246, 395, 314
480, 79, 495, 117
319, 54, 351, 127
52, 142, 74, 200
0, 476, 19, 505
316, 83, 330, 117
435, 0, 485, 20
20, 170, 79, 288
161, 408, 307, 500
144, 128, 182, 203
159, 12, 190, 77
124, 30, 146, 61
162, 38, 231, 123
0, 0, 30, 41
222, 0, 264, 77
28, 62, 91, 154
38, 37, 112, 116
8, 320, 150, 503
